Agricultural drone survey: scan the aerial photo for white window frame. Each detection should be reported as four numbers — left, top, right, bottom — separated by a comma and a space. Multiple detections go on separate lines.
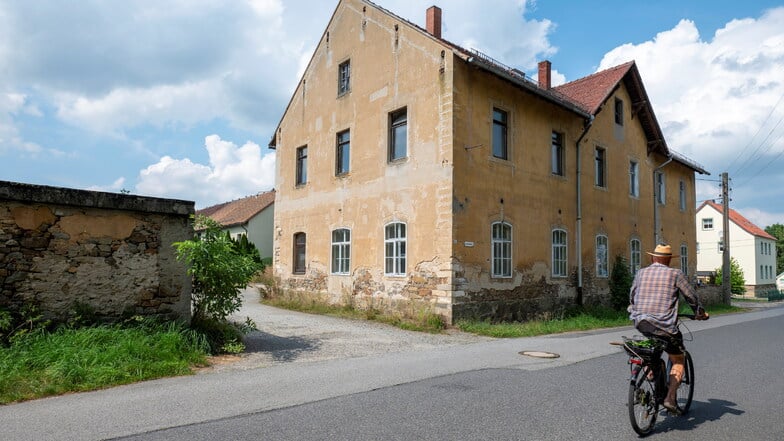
338, 59, 351, 96
331, 228, 351, 275
629, 160, 639, 197
656, 171, 666, 204
630, 238, 641, 275
384, 222, 407, 276
680, 244, 688, 276
702, 218, 713, 230
552, 229, 568, 277
596, 235, 608, 278
491, 222, 513, 278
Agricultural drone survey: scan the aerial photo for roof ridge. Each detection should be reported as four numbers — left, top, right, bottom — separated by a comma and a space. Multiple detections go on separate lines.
555, 60, 636, 89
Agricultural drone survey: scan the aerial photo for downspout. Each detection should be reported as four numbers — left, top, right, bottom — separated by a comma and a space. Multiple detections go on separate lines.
575, 116, 594, 306
653, 155, 674, 245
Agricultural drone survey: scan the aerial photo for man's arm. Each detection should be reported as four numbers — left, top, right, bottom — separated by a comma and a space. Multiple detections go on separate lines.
675, 270, 708, 319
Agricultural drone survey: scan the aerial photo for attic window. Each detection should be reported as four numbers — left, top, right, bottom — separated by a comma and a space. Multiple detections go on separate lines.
614, 98, 624, 126
338, 59, 351, 96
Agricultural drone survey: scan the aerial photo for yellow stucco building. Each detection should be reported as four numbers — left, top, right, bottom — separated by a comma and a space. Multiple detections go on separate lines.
269, 0, 708, 323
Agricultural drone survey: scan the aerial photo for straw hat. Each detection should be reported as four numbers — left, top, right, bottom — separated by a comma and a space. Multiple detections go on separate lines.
646, 244, 678, 257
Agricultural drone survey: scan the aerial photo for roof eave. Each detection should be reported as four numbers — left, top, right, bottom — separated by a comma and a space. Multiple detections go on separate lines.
464, 56, 591, 119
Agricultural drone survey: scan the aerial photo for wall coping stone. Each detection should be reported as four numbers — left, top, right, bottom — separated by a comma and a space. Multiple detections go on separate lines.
0, 180, 194, 216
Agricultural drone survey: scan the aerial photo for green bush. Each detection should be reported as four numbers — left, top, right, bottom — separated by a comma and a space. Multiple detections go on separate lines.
715, 257, 746, 295
609, 255, 634, 311
175, 215, 262, 325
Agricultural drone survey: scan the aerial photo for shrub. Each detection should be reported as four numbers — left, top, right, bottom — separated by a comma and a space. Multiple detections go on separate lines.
174, 215, 263, 325
715, 257, 746, 295
609, 255, 634, 311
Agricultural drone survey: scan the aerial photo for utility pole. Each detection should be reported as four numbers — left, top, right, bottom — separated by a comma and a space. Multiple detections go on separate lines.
721, 172, 731, 304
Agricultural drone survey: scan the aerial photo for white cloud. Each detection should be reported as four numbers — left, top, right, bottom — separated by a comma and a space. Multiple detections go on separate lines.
55, 80, 228, 135
136, 135, 275, 207
596, 7, 784, 224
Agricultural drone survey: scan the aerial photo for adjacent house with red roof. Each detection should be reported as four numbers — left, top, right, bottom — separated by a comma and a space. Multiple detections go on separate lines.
696, 201, 777, 295
196, 190, 275, 260
268, 0, 708, 323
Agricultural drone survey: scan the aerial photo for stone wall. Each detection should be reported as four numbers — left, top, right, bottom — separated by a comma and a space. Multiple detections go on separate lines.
0, 181, 194, 323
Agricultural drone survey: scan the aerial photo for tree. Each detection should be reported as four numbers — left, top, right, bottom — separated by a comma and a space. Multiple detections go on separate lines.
174, 215, 262, 325
764, 223, 784, 275
609, 255, 634, 311
715, 257, 746, 295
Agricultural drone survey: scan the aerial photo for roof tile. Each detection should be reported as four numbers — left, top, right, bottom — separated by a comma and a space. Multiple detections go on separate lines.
196, 190, 275, 228
700, 201, 777, 240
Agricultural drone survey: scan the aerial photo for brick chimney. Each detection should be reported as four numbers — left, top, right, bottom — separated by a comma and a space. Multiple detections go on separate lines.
538, 60, 552, 90
426, 6, 442, 39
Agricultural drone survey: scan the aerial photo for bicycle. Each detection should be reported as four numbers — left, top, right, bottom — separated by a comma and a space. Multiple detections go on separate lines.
614, 314, 704, 436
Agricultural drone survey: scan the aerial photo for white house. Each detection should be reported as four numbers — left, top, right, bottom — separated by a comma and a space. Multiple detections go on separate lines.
197, 190, 275, 260
777, 272, 784, 292
696, 201, 777, 295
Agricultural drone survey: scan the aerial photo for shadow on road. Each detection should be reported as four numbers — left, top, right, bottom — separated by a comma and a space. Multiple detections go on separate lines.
656, 398, 744, 433
241, 330, 323, 362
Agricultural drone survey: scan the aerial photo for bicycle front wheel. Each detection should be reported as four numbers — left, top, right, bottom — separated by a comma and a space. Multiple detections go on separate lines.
628, 367, 658, 435
668, 351, 695, 413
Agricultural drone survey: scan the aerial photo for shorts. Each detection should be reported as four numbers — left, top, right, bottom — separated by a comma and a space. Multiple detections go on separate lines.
635, 319, 684, 355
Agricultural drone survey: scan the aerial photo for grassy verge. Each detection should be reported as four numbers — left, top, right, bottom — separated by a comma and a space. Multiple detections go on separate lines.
456, 303, 745, 338
261, 296, 446, 334
0, 321, 209, 405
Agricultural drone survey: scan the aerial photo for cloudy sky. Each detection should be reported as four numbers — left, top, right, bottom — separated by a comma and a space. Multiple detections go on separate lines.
1, 0, 783, 229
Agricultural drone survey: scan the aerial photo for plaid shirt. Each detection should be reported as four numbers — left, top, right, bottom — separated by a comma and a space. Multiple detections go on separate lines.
628, 263, 702, 334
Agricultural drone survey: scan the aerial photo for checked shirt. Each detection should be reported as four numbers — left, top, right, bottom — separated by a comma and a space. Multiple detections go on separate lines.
628, 262, 702, 335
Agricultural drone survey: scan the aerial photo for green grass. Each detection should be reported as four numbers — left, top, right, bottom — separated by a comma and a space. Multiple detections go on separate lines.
0, 321, 209, 404
457, 303, 746, 338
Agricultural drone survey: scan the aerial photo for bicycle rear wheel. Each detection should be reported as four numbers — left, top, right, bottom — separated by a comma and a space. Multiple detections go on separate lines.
628, 367, 658, 435
667, 351, 695, 413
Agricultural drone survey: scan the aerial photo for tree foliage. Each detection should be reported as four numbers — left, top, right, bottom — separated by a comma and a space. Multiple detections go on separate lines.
174, 215, 262, 325
764, 223, 784, 275
715, 256, 746, 295
609, 255, 634, 311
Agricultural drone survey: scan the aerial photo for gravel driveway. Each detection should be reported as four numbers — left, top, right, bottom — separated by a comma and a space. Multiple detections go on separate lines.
202, 286, 493, 372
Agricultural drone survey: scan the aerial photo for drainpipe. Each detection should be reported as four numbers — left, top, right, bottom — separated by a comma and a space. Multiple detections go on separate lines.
575, 116, 594, 306
653, 155, 674, 245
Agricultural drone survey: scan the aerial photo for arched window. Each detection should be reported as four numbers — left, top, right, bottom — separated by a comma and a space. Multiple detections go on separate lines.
630, 239, 641, 275
384, 222, 406, 276
491, 222, 512, 278
293, 232, 306, 274
552, 229, 567, 277
596, 235, 608, 278
331, 229, 351, 274
680, 244, 688, 276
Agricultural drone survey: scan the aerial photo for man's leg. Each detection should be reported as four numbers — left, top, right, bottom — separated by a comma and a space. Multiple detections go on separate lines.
665, 353, 685, 408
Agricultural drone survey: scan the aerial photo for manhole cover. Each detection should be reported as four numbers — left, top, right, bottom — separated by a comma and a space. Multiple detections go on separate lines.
519, 350, 560, 359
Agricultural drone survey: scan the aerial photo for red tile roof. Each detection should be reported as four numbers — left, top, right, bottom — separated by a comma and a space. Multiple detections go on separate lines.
196, 190, 275, 228
554, 61, 635, 114
699, 201, 776, 240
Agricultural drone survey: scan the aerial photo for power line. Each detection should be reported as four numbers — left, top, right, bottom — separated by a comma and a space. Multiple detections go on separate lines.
728, 90, 784, 176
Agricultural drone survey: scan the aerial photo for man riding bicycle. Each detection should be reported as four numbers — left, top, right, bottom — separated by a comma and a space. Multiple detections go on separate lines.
628, 244, 709, 412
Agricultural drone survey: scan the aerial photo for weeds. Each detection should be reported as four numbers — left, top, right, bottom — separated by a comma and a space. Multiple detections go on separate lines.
0, 318, 208, 404
261, 291, 446, 334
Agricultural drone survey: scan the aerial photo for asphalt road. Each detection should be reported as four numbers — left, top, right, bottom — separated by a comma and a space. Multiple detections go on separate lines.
1, 292, 782, 441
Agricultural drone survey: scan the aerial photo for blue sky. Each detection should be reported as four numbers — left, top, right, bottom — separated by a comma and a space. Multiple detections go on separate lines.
1, 0, 783, 229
